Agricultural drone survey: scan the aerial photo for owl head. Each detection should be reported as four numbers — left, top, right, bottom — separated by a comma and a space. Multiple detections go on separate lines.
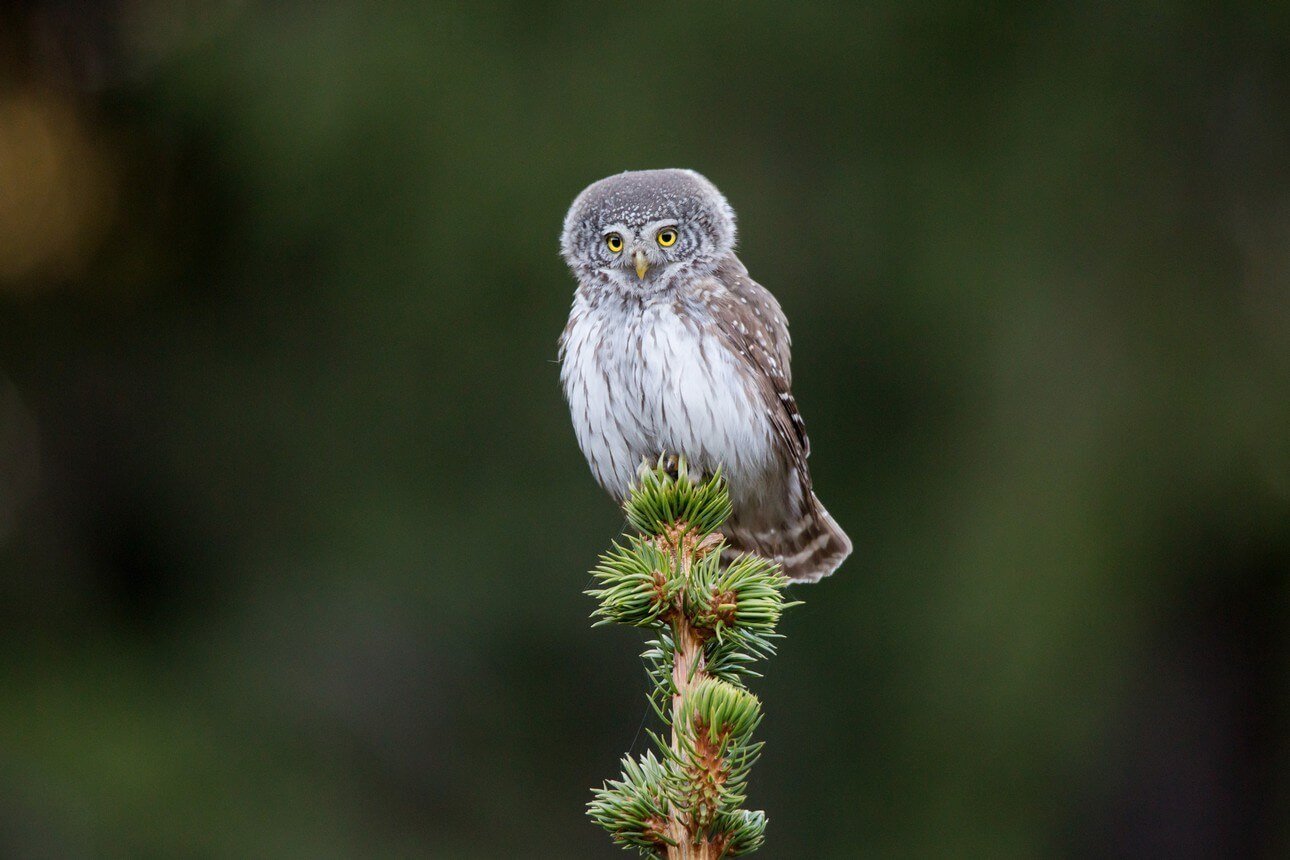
561, 169, 737, 297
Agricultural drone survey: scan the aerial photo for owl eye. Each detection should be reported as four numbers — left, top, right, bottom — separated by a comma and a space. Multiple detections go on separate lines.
605, 233, 623, 253
656, 228, 678, 248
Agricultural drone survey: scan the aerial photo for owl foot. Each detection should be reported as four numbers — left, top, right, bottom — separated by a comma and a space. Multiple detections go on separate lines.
653, 453, 706, 485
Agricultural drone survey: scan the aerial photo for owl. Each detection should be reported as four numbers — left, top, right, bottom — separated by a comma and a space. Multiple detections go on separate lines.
558, 169, 850, 583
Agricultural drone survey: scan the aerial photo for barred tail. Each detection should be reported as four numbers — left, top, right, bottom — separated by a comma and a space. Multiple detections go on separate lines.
723, 492, 852, 584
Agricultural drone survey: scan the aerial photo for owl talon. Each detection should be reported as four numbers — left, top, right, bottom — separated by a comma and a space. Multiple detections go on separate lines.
661, 453, 681, 479
656, 453, 705, 485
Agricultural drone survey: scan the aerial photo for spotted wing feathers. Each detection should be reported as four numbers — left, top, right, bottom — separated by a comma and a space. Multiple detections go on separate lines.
706, 259, 851, 582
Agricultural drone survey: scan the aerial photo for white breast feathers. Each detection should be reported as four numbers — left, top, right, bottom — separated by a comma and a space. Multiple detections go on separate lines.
561, 293, 776, 503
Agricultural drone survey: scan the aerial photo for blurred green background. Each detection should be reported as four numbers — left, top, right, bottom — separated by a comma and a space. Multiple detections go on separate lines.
1, 1, 1288, 856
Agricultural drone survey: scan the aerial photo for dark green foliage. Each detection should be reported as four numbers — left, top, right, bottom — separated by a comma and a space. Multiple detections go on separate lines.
669, 678, 765, 830
687, 553, 802, 687
622, 459, 733, 539
588, 538, 679, 628
587, 464, 794, 856
588, 752, 677, 853
714, 810, 768, 857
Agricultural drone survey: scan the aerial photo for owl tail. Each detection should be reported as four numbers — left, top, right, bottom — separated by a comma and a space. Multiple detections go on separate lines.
724, 492, 852, 584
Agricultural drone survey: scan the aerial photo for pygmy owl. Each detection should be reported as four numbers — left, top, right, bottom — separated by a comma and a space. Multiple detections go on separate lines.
558, 169, 850, 583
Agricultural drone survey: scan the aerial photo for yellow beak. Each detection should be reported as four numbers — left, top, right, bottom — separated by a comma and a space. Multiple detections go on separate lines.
634, 249, 650, 280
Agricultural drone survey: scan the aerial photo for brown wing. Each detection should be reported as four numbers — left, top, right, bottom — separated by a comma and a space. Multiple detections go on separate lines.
705, 257, 810, 463
702, 257, 851, 582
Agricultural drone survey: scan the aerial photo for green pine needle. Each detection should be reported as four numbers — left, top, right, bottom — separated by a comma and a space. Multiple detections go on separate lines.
687, 551, 798, 637
587, 538, 678, 628
588, 751, 678, 854
718, 809, 768, 856
623, 457, 732, 538
678, 677, 763, 749
586, 462, 800, 855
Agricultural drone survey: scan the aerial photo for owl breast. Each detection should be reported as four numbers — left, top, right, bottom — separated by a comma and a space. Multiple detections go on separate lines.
561, 293, 776, 504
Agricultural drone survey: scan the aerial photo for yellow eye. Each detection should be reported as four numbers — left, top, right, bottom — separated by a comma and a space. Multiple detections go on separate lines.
656, 228, 677, 248
605, 233, 623, 253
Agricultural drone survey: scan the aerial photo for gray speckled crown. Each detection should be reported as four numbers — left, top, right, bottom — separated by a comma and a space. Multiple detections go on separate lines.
561, 169, 736, 263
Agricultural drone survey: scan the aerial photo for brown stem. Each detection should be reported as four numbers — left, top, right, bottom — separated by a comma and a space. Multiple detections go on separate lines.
663, 530, 723, 860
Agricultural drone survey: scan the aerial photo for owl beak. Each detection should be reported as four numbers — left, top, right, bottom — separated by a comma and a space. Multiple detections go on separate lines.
633, 249, 650, 280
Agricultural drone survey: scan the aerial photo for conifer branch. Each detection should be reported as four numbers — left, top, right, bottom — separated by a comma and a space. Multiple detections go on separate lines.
586, 458, 794, 858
